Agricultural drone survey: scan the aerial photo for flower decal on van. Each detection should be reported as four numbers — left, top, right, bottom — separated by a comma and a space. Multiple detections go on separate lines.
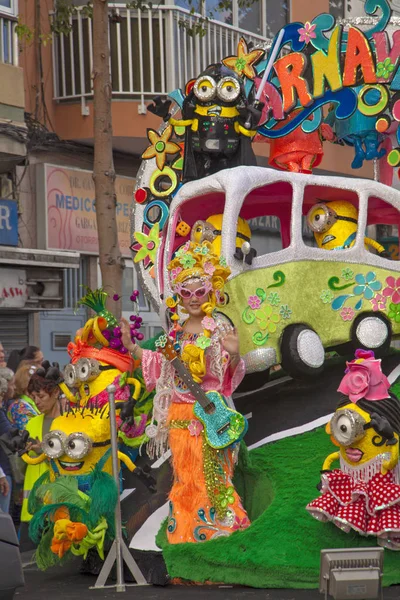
353, 272, 382, 300
382, 276, 400, 305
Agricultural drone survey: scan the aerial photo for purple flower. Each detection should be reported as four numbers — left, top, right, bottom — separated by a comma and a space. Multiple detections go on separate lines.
113, 294, 120, 301
248, 295, 261, 310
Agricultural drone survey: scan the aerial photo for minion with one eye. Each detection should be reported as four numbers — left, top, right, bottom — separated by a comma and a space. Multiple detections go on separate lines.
307, 200, 387, 255
191, 213, 256, 264
148, 63, 263, 182
307, 350, 400, 549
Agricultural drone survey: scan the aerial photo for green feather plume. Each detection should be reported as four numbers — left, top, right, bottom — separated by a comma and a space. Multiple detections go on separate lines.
77, 287, 118, 327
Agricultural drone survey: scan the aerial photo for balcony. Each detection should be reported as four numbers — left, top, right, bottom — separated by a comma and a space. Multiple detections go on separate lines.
50, 4, 270, 113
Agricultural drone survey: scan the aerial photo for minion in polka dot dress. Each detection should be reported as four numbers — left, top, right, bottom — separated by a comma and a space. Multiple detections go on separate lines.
307, 349, 400, 550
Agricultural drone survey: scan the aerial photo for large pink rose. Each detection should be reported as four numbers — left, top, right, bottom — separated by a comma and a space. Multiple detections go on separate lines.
338, 359, 390, 402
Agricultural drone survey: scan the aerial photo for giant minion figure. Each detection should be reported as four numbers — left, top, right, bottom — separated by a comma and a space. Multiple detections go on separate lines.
306, 350, 400, 549
307, 200, 387, 255
191, 213, 256, 264
149, 63, 263, 182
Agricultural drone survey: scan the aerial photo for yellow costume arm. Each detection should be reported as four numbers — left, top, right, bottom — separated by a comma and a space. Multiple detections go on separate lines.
126, 377, 141, 400
234, 122, 257, 137
169, 117, 193, 127
117, 451, 136, 472
21, 452, 47, 465
381, 443, 399, 475
364, 237, 385, 255
322, 451, 340, 471
59, 382, 76, 404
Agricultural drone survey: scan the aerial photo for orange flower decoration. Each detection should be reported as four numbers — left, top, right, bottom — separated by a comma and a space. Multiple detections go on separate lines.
51, 519, 88, 558
222, 37, 264, 80
142, 125, 181, 171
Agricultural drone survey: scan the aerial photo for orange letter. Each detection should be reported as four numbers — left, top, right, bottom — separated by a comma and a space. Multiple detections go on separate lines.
274, 52, 312, 112
343, 27, 376, 87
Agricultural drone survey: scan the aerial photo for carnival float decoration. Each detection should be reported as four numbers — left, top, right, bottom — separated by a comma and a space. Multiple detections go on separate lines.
131, 0, 400, 380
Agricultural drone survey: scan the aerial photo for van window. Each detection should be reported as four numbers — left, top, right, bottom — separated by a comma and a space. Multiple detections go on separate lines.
239, 181, 292, 257
367, 196, 400, 260
303, 185, 359, 251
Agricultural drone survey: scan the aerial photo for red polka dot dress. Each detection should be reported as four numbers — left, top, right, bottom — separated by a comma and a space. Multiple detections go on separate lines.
306, 459, 400, 549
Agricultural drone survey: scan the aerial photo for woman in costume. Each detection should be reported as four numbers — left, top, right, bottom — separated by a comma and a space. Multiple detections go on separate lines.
121, 240, 249, 544
306, 349, 400, 549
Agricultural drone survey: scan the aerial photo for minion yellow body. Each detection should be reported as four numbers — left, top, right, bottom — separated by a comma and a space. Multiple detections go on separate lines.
307, 200, 386, 254
191, 213, 252, 256
323, 402, 399, 474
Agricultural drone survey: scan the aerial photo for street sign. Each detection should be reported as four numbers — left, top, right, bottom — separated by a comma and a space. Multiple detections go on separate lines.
0, 199, 18, 247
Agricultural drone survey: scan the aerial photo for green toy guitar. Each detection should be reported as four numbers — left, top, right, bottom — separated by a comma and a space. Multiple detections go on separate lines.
158, 337, 247, 449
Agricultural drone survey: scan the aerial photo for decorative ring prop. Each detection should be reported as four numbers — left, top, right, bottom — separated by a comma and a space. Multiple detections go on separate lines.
149, 166, 178, 198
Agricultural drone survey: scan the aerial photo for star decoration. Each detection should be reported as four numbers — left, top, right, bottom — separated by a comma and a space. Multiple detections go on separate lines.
131, 223, 160, 268
141, 125, 181, 171
222, 37, 264, 80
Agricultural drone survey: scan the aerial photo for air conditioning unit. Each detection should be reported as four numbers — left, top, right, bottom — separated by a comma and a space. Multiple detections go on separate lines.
25, 267, 65, 310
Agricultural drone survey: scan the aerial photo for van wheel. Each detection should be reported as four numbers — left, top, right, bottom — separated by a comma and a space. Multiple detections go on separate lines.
281, 324, 325, 379
351, 312, 391, 357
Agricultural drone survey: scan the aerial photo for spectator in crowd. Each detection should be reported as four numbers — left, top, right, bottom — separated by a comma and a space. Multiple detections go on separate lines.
0, 341, 6, 368
0, 367, 15, 513
7, 346, 44, 373
19, 363, 62, 539
6, 364, 39, 431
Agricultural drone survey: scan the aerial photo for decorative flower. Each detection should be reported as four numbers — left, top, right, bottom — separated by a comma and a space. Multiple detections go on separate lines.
188, 419, 204, 437
204, 261, 215, 276
194, 245, 209, 255
222, 37, 264, 80
255, 305, 281, 333
229, 413, 245, 437
320, 289, 334, 304
141, 125, 180, 171
179, 254, 196, 269
170, 267, 182, 281
165, 296, 178, 309
219, 256, 227, 267
376, 57, 395, 79
341, 268, 354, 281
298, 21, 317, 44
353, 272, 382, 300
232, 516, 250, 531
155, 334, 168, 348
196, 335, 211, 350
338, 356, 390, 402
388, 302, 400, 323
279, 304, 292, 319
201, 316, 217, 331
382, 276, 400, 305
217, 486, 235, 509
248, 295, 261, 310
267, 292, 280, 306
370, 293, 387, 312
354, 349, 375, 360
132, 223, 160, 267
340, 307, 355, 322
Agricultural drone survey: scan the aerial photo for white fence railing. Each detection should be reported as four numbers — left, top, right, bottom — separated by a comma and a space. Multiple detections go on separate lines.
0, 14, 18, 66
50, 5, 270, 109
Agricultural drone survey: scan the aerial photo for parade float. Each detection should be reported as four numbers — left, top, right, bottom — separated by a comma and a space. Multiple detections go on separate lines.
127, 0, 400, 589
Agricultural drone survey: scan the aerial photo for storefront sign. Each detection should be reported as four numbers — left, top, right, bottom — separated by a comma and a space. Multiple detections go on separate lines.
45, 165, 134, 257
0, 199, 18, 247
0, 268, 28, 308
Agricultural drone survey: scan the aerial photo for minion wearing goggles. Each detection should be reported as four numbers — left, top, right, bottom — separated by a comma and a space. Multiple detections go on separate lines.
307, 200, 387, 255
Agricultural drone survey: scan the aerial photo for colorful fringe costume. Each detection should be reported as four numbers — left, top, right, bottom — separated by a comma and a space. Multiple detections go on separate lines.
142, 325, 249, 543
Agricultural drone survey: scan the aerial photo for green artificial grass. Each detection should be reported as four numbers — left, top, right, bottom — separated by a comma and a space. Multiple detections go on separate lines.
156, 427, 400, 588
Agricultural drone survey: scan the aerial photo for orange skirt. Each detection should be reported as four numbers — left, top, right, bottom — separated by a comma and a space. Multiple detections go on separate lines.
166, 402, 250, 544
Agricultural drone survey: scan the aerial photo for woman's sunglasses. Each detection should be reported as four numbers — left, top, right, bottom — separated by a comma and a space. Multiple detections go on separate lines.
176, 282, 212, 299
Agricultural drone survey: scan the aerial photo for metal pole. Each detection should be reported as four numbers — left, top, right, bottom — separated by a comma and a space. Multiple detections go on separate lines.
91, 384, 148, 591
107, 384, 125, 592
